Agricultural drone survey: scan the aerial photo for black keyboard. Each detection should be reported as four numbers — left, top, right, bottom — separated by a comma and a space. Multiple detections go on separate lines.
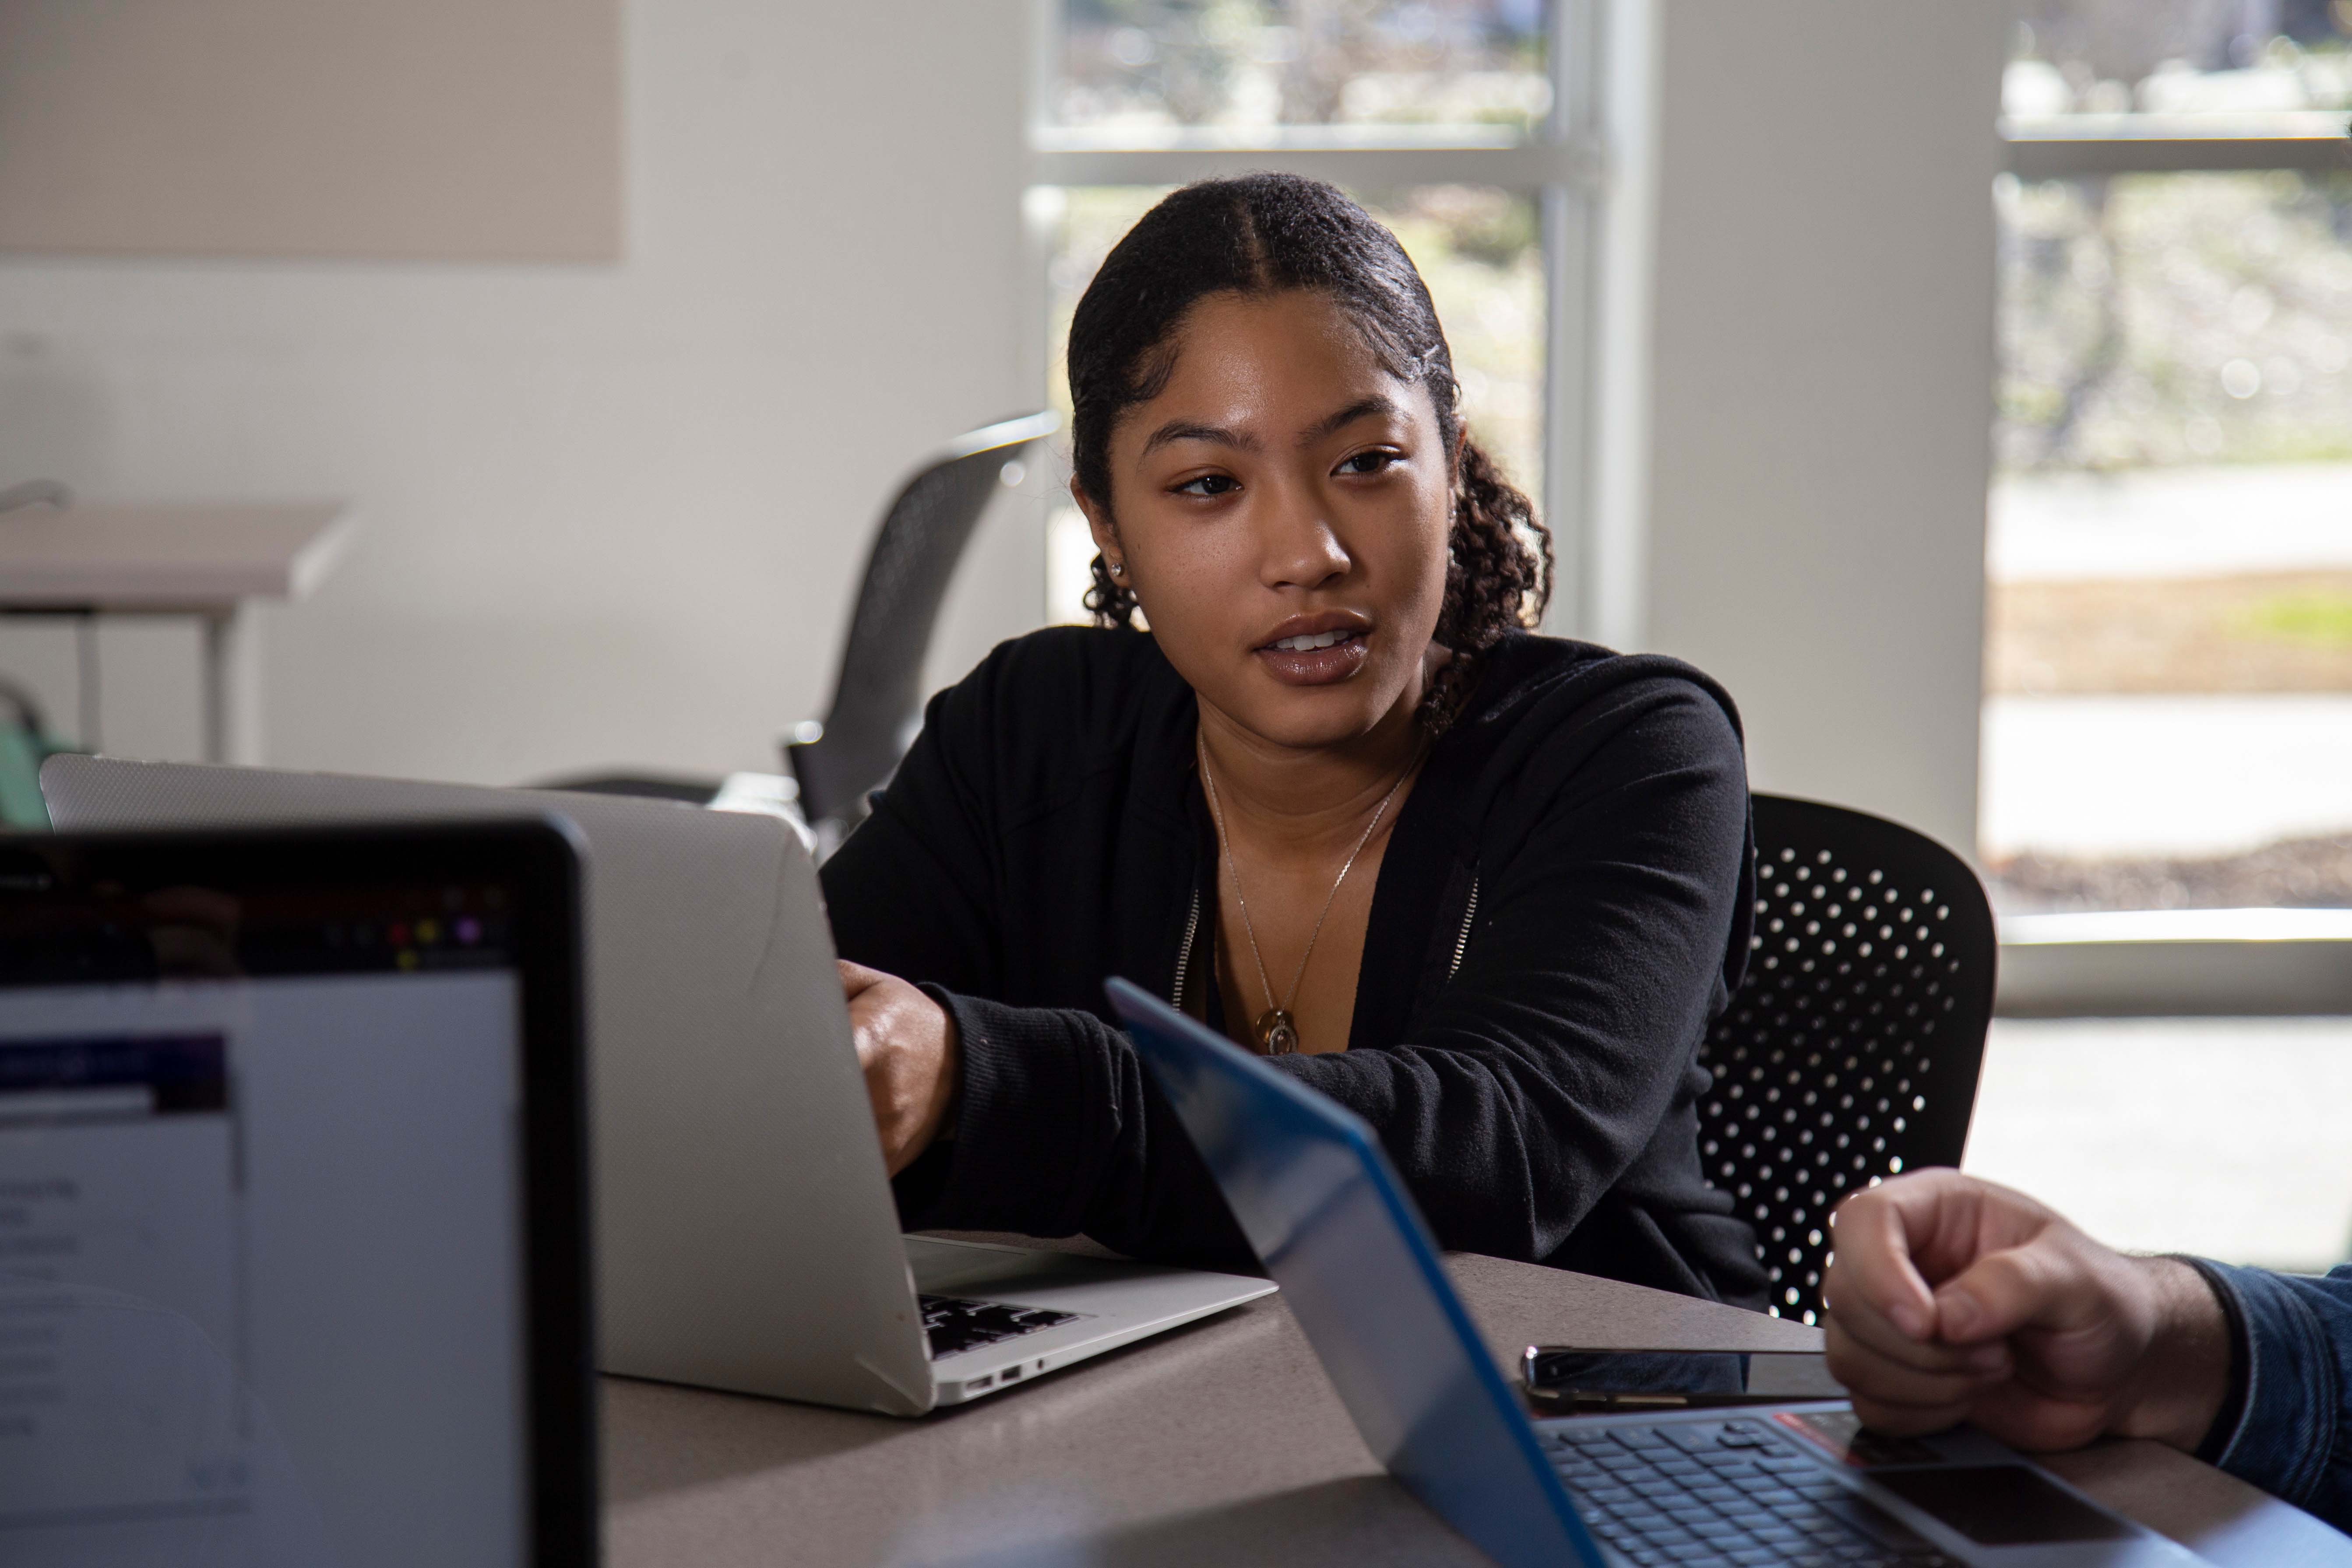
919, 1294, 1088, 1358
1539, 1418, 1959, 1567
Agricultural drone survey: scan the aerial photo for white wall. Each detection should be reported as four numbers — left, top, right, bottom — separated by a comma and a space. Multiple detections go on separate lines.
0, 0, 1039, 785
1610, 0, 2005, 855
0, 0, 2003, 849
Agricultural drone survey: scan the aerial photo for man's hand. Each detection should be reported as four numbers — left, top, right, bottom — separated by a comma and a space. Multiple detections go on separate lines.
838, 960, 958, 1176
1823, 1170, 2232, 1455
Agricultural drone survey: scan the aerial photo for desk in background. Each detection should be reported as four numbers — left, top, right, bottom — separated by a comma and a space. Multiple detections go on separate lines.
0, 503, 352, 763
604, 1245, 2342, 1567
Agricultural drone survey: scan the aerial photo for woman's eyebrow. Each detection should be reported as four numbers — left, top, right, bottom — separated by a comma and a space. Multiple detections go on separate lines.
1138, 393, 1398, 457
1140, 419, 1260, 455
1299, 394, 1399, 445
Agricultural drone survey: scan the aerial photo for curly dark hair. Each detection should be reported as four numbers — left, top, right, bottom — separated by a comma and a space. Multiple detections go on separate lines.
1068, 173, 1552, 731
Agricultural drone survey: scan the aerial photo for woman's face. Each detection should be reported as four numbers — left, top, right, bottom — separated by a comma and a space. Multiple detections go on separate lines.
1077, 289, 1454, 753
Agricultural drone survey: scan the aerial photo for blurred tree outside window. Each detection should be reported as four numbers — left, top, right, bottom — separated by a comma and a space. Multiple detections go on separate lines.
2005, 0, 2352, 122
1052, 0, 1548, 139
1971, 0, 2352, 1284
1984, 0, 2352, 913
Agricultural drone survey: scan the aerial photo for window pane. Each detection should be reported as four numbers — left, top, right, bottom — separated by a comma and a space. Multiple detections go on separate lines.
2007, 1, 2352, 123
1965, 1018, 2352, 1272
1052, 1, 1549, 140
1042, 184, 1546, 623
1984, 170, 2352, 910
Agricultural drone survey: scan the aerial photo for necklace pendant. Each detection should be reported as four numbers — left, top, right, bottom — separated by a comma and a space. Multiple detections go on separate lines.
1254, 1008, 1300, 1055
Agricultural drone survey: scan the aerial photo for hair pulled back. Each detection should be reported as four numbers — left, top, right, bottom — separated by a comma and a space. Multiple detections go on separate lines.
1067, 173, 1552, 731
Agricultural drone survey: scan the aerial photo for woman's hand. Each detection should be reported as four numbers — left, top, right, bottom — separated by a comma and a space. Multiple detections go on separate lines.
838, 960, 959, 1176
1822, 1170, 2231, 1454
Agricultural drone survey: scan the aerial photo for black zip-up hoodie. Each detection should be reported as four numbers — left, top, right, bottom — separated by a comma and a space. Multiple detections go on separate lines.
820, 624, 1768, 1308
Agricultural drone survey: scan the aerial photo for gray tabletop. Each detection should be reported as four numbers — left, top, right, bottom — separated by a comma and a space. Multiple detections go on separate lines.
603, 1244, 2346, 1567
0, 503, 351, 607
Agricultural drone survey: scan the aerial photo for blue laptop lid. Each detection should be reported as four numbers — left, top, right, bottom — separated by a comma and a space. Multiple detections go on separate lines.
1107, 977, 1605, 1568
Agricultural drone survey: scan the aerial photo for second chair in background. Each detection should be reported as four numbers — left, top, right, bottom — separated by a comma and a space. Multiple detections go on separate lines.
545, 412, 1057, 841
786, 411, 1060, 853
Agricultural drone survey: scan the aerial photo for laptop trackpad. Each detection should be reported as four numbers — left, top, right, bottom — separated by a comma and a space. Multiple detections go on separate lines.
1871, 1466, 2134, 1547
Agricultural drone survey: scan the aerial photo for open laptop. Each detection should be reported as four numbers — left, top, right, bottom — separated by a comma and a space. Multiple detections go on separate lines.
42, 757, 1272, 1415
1106, 976, 2222, 1568
0, 822, 593, 1568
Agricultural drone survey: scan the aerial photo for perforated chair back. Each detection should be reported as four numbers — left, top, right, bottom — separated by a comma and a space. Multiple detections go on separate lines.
786, 413, 1059, 837
1698, 795, 1996, 1324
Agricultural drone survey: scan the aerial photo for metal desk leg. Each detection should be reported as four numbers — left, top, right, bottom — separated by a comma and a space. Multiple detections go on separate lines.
75, 611, 101, 754
202, 612, 226, 764
200, 608, 258, 766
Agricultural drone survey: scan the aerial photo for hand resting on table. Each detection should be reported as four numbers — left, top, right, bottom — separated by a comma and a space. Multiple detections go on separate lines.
1822, 1169, 2232, 1456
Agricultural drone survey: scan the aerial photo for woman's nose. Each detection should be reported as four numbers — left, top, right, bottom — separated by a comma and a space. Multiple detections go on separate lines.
1259, 488, 1351, 591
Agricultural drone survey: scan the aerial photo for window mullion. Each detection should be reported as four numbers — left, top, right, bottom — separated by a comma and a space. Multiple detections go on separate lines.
1026, 143, 1597, 192
2003, 131, 2352, 179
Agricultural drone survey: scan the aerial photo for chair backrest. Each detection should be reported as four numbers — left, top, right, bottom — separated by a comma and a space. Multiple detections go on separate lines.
1698, 794, 1997, 1325
785, 412, 1059, 837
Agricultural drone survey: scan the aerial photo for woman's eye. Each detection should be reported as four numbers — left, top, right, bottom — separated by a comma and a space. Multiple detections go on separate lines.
1337, 449, 1400, 476
1173, 473, 1240, 497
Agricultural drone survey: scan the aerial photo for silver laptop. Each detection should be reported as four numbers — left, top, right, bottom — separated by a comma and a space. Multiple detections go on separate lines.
1109, 977, 2232, 1568
41, 756, 1273, 1416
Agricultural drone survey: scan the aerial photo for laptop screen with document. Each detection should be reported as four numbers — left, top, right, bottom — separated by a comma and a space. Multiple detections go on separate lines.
0, 824, 591, 1568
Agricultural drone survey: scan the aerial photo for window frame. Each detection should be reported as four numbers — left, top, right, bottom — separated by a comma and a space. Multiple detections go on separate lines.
2002, 113, 2352, 178
1991, 103, 2352, 1011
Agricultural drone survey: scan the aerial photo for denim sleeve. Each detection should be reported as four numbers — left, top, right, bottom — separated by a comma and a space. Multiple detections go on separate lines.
2187, 1260, 2352, 1530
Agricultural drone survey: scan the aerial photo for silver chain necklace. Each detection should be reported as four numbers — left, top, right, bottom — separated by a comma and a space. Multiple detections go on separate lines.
1197, 734, 1417, 1055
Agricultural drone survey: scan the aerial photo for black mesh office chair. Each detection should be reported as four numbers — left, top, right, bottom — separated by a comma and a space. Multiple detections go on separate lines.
786, 411, 1059, 846
1700, 795, 1998, 1325
542, 413, 1057, 825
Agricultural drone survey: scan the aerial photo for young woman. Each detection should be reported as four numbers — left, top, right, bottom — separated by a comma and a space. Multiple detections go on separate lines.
821, 174, 1765, 1307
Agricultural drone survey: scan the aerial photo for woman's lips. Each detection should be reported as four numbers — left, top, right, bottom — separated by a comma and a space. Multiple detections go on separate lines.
1255, 631, 1370, 686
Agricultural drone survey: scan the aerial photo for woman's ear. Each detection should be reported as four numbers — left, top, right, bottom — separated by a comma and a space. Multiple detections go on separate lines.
1070, 479, 1127, 581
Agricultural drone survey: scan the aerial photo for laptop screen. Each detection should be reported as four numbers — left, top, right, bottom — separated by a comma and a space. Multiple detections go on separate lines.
1107, 977, 1604, 1568
0, 830, 587, 1568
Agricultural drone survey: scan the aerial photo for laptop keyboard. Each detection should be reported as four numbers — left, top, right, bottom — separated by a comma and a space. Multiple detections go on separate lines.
919, 1294, 1087, 1358
1540, 1418, 1960, 1567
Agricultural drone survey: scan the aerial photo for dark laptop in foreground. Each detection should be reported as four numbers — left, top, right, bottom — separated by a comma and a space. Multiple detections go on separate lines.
1106, 977, 2216, 1568
0, 824, 593, 1567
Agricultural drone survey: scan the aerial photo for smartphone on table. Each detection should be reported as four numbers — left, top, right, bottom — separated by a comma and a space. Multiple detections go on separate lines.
1521, 1347, 1844, 1414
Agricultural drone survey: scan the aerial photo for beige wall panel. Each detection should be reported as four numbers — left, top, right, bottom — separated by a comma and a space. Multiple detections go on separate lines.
1633, 0, 2004, 856
0, 0, 620, 261
0, 0, 1032, 786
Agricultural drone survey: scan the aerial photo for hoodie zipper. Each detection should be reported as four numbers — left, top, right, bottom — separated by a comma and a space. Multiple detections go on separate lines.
1447, 876, 1480, 982
1170, 884, 1203, 1012
1180, 873, 1473, 998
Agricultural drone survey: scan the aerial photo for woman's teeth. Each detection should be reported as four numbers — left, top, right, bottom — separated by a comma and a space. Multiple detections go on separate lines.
1270, 630, 1356, 652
